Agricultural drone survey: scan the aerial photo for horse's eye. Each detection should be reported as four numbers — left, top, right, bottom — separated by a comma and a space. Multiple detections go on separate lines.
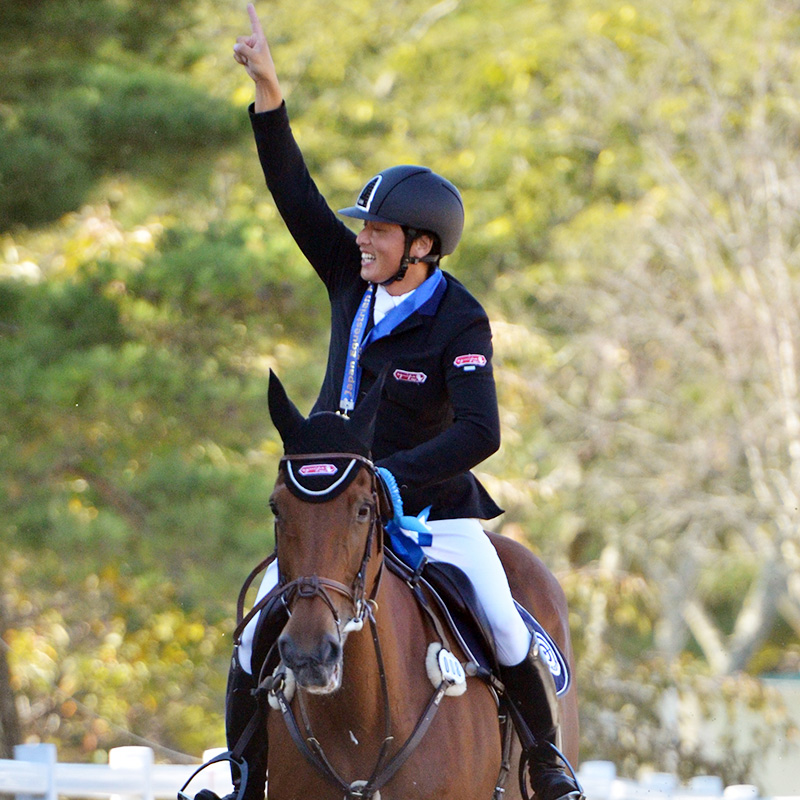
356, 503, 372, 523
269, 500, 280, 519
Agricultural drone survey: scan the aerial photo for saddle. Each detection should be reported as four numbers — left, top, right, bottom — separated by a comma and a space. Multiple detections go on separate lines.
384, 547, 571, 698
385, 548, 499, 678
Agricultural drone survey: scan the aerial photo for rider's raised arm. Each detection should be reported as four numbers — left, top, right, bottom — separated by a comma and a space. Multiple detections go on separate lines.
235, 4, 360, 291
233, 3, 283, 112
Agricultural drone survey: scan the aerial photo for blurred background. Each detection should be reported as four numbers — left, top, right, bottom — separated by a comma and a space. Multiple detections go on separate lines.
2, 0, 800, 792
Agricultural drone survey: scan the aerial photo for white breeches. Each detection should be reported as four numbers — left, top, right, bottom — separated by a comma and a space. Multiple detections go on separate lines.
237, 518, 532, 674
424, 519, 532, 665
238, 558, 280, 675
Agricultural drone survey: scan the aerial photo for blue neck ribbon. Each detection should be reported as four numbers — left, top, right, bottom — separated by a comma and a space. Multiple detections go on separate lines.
338, 269, 444, 414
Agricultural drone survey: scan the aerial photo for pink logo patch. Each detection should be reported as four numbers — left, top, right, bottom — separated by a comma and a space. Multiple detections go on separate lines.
298, 464, 338, 476
394, 369, 427, 384
454, 354, 487, 369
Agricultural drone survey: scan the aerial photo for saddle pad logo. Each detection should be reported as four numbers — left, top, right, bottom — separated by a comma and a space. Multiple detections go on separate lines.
516, 601, 570, 696
454, 354, 487, 371
393, 369, 427, 384
535, 631, 562, 679
298, 463, 338, 476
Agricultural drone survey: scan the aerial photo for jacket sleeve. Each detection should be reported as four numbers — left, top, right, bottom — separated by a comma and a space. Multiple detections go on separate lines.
376, 317, 501, 491
249, 102, 360, 293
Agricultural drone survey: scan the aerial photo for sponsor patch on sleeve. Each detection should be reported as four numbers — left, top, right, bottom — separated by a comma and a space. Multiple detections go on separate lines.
453, 354, 487, 371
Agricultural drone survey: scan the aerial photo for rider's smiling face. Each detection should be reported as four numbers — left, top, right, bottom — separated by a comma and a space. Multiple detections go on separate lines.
356, 220, 406, 285
356, 221, 434, 292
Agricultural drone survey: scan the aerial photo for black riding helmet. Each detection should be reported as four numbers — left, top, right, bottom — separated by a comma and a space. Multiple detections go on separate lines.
339, 165, 465, 282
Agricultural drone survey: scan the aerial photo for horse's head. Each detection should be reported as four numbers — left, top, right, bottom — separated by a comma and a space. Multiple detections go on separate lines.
267, 371, 388, 694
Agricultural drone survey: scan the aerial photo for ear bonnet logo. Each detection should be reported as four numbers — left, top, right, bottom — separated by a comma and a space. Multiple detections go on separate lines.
298, 463, 338, 476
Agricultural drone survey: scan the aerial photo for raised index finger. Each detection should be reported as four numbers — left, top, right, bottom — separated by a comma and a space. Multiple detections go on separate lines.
247, 3, 264, 38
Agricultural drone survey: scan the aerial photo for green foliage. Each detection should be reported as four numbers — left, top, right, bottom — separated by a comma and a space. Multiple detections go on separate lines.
6, 280, 126, 363
0, 0, 244, 230
564, 567, 795, 784
4, 560, 228, 761
2, 0, 194, 57
0, 123, 93, 228
130, 219, 326, 331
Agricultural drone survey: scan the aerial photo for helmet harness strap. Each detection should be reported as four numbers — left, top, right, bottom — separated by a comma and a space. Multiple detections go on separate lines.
381, 227, 440, 285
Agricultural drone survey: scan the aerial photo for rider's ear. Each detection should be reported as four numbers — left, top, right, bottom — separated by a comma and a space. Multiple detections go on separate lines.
349, 365, 389, 453
268, 370, 306, 446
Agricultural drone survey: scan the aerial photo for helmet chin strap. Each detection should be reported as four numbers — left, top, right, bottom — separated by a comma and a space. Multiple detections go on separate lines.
380, 228, 440, 285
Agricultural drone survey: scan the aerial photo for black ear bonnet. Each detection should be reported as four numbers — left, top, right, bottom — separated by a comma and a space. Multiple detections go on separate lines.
268, 370, 391, 508
283, 452, 367, 503
281, 412, 371, 503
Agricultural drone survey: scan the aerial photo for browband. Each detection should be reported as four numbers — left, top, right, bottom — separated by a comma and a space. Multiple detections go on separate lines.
279, 453, 375, 503
280, 453, 375, 466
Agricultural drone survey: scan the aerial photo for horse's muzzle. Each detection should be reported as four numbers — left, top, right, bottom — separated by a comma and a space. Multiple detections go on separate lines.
278, 630, 343, 693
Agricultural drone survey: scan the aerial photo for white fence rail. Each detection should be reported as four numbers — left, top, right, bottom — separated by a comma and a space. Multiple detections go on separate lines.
0, 745, 231, 800
0, 743, 796, 800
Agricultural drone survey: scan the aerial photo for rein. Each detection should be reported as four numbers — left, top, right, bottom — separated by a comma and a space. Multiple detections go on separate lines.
236, 454, 465, 800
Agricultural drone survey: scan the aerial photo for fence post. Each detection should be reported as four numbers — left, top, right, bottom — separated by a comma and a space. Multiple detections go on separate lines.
689, 776, 725, 796
577, 760, 616, 800
722, 788, 759, 800
13, 743, 57, 800
110, 746, 154, 800
642, 772, 678, 793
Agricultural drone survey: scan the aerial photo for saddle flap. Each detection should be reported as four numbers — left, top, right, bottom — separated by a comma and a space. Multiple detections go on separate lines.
421, 561, 499, 671
515, 602, 571, 697
384, 550, 498, 676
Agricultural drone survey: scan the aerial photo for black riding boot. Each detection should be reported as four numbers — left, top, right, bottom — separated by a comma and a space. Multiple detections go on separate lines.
195, 595, 288, 800
192, 656, 268, 800
500, 641, 584, 800
229, 656, 270, 800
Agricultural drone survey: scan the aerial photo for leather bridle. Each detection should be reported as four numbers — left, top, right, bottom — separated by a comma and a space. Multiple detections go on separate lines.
231, 453, 384, 644
229, 453, 461, 800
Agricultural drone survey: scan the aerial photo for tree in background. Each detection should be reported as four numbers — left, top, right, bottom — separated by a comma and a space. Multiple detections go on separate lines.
0, 0, 244, 229
483, 0, 800, 780
0, 599, 22, 759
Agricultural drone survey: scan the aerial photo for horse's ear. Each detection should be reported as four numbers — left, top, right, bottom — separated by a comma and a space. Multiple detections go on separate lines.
268, 370, 305, 446
348, 365, 388, 450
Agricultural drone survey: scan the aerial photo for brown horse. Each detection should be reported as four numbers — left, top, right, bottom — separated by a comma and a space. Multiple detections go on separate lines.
257, 373, 579, 800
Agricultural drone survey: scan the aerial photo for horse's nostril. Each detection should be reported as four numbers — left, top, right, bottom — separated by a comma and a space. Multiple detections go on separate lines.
278, 634, 296, 667
278, 632, 340, 672
320, 633, 341, 665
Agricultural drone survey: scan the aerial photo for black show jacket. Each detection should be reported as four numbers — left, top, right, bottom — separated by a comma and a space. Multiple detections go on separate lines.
251, 103, 503, 521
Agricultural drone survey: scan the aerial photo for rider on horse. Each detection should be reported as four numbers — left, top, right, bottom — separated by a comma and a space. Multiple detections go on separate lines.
197, 6, 584, 800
